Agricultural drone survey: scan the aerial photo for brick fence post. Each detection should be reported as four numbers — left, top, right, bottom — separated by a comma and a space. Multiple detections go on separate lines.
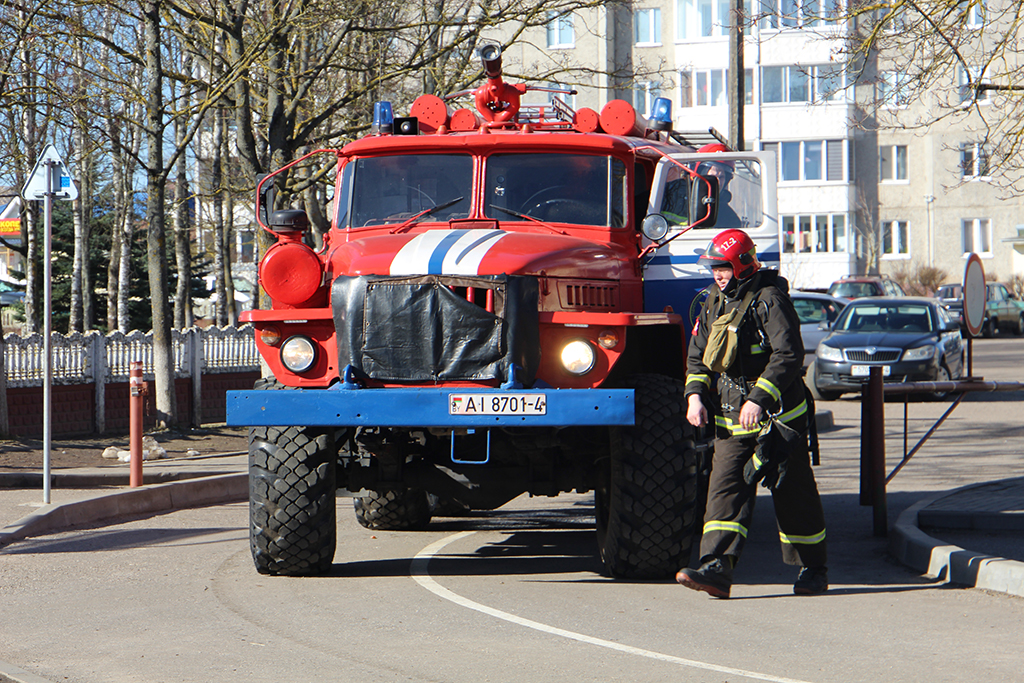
191, 328, 203, 427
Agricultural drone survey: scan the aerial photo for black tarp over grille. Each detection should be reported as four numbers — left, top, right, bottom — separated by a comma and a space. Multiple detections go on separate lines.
331, 274, 540, 383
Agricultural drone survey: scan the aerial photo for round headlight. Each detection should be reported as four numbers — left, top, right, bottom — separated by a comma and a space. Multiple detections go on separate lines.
280, 335, 317, 373
641, 214, 670, 241
560, 340, 596, 375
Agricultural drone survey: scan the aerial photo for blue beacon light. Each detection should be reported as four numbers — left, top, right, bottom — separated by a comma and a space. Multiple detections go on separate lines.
649, 97, 673, 131
372, 101, 394, 135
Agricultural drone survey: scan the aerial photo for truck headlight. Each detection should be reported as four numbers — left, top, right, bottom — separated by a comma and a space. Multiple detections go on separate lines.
902, 345, 935, 361
560, 340, 596, 375
281, 335, 317, 373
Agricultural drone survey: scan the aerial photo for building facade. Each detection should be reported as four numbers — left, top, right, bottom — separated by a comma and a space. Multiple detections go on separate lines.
498, 0, 1024, 291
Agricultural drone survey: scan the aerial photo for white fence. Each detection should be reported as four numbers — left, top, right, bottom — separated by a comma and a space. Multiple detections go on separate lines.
1, 326, 261, 433
2, 325, 260, 387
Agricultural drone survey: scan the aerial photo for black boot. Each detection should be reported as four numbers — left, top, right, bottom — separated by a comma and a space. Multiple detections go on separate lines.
793, 566, 828, 595
676, 557, 733, 599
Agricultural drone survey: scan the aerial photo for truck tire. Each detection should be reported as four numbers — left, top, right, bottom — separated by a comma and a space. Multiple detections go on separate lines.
596, 374, 699, 580
249, 424, 338, 576
354, 488, 432, 530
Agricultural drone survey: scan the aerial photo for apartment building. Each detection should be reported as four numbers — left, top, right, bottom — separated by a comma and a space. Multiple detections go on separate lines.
502, 0, 1024, 290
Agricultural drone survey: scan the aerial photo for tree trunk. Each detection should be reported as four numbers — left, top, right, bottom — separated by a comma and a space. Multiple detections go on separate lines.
173, 53, 193, 330
144, 0, 177, 428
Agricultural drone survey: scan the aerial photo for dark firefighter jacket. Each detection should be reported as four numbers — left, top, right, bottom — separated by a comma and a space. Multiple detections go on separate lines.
685, 270, 808, 439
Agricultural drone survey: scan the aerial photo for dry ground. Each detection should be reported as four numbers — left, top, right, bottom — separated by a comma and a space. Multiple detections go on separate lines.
0, 426, 249, 471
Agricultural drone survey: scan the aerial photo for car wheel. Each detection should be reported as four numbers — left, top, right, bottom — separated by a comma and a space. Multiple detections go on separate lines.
806, 361, 842, 402
930, 364, 952, 401
982, 317, 996, 338
1016, 313, 1024, 336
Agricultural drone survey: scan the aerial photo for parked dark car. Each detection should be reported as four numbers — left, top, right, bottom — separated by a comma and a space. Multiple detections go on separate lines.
827, 276, 906, 299
935, 282, 1024, 337
790, 291, 849, 368
808, 297, 963, 401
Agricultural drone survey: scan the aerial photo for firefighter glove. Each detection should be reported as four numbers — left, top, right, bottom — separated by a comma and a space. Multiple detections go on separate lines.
743, 417, 801, 489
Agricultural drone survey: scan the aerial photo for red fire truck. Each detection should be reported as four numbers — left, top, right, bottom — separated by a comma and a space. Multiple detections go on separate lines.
227, 44, 779, 579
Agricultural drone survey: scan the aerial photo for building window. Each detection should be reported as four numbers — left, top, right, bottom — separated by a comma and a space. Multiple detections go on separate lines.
634, 81, 662, 116
635, 8, 662, 45
546, 12, 575, 48
680, 68, 753, 107
961, 218, 992, 255
783, 213, 848, 253
960, 142, 989, 178
763, 139, 845, 182
878, 71, 911, 108
958, 65, 991, 105
882, 220, 910, 258
762, 65, 844, 104
760, 0, 821, 29
880, 145, 908, 181
677, 0, 752, 39
967, 0, 985, 28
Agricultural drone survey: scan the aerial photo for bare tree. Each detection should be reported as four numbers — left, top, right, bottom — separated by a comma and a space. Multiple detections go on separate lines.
843, 0, 1024, 190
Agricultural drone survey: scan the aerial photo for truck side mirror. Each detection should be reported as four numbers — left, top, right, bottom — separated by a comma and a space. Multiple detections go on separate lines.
256, 173, 277, 228
689, 174, 719, 228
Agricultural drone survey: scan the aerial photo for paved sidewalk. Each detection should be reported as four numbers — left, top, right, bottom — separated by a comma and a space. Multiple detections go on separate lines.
890, 476, 1024, 597
0, 453, 248, 549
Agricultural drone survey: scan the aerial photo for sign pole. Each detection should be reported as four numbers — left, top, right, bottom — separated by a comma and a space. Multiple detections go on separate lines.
42, 160, 55, 504
20, 143, 78, 505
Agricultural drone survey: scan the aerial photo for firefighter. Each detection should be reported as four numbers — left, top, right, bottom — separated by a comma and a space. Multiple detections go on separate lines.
677, 229, 828, 598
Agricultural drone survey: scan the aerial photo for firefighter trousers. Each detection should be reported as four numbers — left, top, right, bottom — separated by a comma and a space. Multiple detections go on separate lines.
698, 432, 827, 568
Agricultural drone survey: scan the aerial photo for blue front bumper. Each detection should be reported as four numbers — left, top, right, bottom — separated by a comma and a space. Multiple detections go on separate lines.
226, 387, 635, 428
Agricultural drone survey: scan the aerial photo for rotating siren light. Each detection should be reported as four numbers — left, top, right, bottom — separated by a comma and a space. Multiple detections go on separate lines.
372, 101, 394, 135
649, 97, 673, 131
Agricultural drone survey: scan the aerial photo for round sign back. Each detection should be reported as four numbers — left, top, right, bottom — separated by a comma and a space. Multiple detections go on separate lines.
962, 253, 986, 337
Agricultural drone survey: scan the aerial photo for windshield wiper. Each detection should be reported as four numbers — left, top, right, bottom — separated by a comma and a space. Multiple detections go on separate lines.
390, 196, 465, 233
489, 204, 567, 235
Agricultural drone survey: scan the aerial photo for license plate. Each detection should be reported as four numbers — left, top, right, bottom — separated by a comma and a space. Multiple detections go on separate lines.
851, 365, 891, 377
449, 393, 547, 416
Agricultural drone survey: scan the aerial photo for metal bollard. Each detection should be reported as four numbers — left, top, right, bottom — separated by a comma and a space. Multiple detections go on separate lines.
129, 361, 144, 487
858, 367, 887, 536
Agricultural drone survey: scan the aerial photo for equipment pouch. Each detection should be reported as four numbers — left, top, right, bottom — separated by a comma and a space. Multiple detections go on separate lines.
701, 288, 757, 373
702, 308, 744, 373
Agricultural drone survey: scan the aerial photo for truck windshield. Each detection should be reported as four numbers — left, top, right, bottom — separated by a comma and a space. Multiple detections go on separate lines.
484, 153, 627, 227
659, 158, 763, 230
337, 154, 473, 228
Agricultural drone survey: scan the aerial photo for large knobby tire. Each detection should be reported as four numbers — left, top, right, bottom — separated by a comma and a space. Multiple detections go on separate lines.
249, 424, 338, 576
354, 488, 432, 530
596, 374, 699, 580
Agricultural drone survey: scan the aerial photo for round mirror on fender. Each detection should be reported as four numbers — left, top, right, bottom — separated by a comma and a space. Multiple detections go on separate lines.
641, 214, 670, 242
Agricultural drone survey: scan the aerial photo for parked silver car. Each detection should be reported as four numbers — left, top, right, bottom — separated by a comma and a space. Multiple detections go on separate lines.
790, 291, 849, 368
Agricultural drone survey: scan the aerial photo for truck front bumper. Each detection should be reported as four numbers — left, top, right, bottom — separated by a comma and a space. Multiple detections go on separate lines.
226, 388, 635, 428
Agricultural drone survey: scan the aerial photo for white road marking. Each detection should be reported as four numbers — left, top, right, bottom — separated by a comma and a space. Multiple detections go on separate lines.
411, 531, 817, 683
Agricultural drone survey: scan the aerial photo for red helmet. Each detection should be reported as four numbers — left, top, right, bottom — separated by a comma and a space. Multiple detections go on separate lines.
698, 143, 730, 154
697, 229, 759, 280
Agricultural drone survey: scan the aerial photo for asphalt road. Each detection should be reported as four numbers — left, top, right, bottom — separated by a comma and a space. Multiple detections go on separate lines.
1, 337, 1022, 683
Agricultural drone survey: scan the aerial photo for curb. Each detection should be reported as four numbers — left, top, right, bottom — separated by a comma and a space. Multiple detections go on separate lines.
0, 473, 247, 548
890, 490, 1024, 598
0, 660, 55, 683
